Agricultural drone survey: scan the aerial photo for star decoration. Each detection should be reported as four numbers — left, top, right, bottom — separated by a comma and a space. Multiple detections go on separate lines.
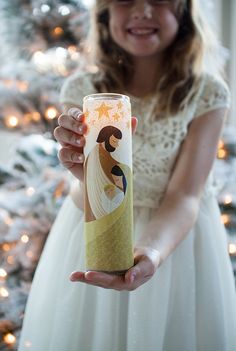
95, 102, 112, 119
113, 113, 121, 121
84, 109, 90, 119
117, 101, 123, 110
126, 121, 131, 129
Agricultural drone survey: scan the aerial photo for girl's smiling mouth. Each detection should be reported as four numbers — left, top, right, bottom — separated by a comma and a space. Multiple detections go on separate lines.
127, 27, 159, 35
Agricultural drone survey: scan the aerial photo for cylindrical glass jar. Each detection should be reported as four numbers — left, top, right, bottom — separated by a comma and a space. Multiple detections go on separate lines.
83, 93, 134, 274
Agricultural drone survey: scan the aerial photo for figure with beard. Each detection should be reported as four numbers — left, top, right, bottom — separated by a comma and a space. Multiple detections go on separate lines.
84, 125, 123, 221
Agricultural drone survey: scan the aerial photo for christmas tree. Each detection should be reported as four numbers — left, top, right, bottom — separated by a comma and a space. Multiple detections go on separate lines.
216, 126, 236, 276
0, 0, 92, 349
0, 0, 92, 135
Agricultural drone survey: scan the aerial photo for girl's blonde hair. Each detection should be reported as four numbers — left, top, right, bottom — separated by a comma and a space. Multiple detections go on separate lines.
89, 0, 223, 117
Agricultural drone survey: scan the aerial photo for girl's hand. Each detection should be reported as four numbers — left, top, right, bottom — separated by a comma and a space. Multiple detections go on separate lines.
54, 107, 138, 182
54, 108, 87, 182
69, 247, 162, 291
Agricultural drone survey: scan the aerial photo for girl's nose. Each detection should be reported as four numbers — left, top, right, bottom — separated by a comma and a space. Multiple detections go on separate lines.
131, 1, 153, 20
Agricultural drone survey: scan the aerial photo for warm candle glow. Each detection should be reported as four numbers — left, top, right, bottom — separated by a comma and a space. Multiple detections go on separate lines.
0, 268, 7, 278
52, 27, 64, 37
24, 112, 41, 123
41, 4, 50, 12
217, 148, 227, 159
54, 180, 65, 198
26, 187, 36, 196
218, 139, 224, 149
0, 287, 9, 298
23, 113, 32, 123
7, 256, 14, 264
45, 106, 58, 120
221, 214, 230, 225
4, 216, 13, 227
34, 51, 44, 60
68, 45, 77, 54
17, 81, 29, 92
3, 333, 16, 345
21, 234, 29, 243
2, 243, 11, 252
2, 78, 28, 92
229, 244, 236, 255
2, 79, 13, 88
31, 111, 41, 122
32, 51, 49, 72
26, 251, 34, 258
58, 5, 70, 16
224, 195, 233, 205
4, 115, 19, 128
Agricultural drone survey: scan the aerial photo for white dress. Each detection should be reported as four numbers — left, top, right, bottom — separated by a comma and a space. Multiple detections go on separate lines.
18, 72, 236, 351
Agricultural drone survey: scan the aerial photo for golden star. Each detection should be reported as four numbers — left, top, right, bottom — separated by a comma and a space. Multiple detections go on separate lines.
84, 109, 90, 119
95, 102, 112, 119
126, 120, 131, 129
113, 113, 121, 121
117, 101, 123, 110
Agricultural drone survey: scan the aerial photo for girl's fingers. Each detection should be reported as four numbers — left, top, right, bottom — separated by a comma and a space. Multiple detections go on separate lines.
56, 114, 135, 145
131, 116, 138, 134
125, 258, 153, 285
58, 114, 87, 135
58, 147, 84, 164
70, 272, 111, 289
54, 126, 86, 148
85, 271, 124, 287
68, 108, 85, 122
70, 271, 127, 291
69, 249, 159, 291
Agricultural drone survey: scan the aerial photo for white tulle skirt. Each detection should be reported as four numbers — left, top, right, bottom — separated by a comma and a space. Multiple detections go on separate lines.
18, 194, 236, 351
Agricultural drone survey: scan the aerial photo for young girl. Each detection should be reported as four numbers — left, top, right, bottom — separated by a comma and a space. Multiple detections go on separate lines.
19, 1, 236, 350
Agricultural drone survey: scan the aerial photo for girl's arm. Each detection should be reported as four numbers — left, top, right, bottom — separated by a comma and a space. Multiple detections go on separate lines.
136, 106, 228, 265
70, 107, 228, 290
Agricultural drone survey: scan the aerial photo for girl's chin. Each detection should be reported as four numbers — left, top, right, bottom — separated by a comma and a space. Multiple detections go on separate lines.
123, 41, 161, 58
126, 48, 160, 58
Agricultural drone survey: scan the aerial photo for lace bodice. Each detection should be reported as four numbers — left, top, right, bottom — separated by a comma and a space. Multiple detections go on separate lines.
60, 72, 230, 209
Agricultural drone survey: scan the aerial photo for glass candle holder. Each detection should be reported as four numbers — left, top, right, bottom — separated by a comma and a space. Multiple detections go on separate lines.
83, 93, 134, 274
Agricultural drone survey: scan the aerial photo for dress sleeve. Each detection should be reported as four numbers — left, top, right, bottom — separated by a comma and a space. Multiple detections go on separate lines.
59, 71, 93, 107
194, 74, 231, 119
